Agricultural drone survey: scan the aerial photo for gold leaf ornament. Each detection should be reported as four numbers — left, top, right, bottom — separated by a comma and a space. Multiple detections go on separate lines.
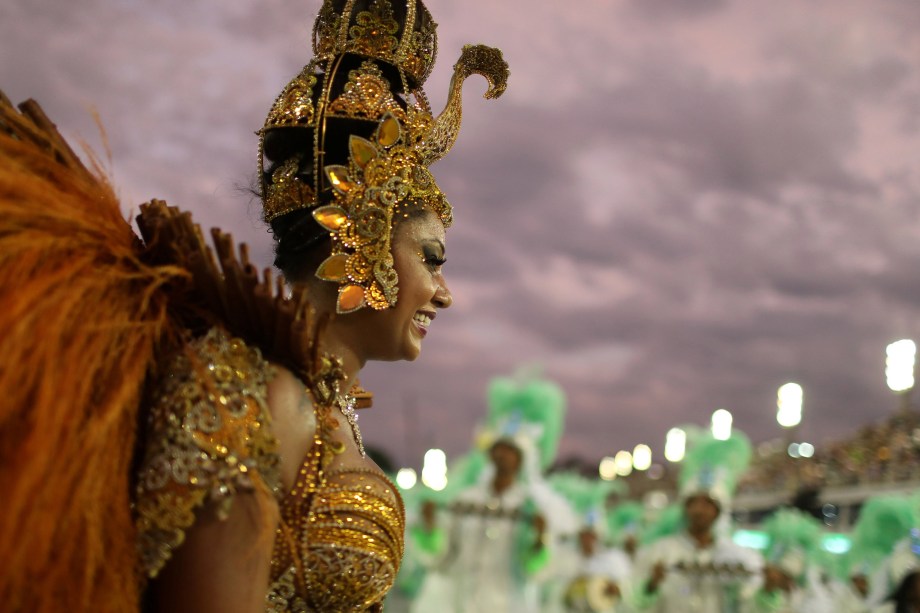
349, 135, 378, 168
376, 113, 401, 147
312, 205, 349, 231
315, 254, 349, 282
337, 285, 367, 313
325, 165, 355, 193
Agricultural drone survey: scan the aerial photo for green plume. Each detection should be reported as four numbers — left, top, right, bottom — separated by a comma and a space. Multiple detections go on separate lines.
761, 508, 823, 576
679, 431, 753, 494
846, 495, 919, 576
606, 501, 645, 542
641, 503, 685, 545
548, 472, 624, 519
486, 368, 566, 470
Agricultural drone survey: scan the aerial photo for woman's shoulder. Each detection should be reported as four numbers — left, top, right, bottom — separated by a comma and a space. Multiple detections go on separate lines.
144, 328, 279, 463
135, 327, 283, 578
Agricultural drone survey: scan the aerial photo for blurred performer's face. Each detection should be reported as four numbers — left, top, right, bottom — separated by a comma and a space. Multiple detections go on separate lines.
851, 574, 868, 598
623, 534, 638, 557
489, 441, 522, 476
684, 494, 720, 534
764, 564, 794, 594
578, 528, 599, 557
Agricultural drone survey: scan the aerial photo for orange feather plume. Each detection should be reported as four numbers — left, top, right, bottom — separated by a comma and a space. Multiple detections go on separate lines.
0, 94, 184, 612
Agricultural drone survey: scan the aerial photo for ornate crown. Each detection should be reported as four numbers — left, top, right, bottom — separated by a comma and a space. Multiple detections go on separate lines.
259, 0, 509, 313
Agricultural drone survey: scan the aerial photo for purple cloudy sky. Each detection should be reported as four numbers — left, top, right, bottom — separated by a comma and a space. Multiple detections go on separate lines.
5, 0, 920, 471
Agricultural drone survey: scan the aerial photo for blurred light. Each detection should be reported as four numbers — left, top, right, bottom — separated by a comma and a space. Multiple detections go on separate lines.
421, 448, 448, 491
822, 503, 839, 527
822, 534, 851, 554
614, 450, 633, 477
645, 491, 668, 510
787, 442, 800, 458
647, 463, 665, 480
777, 383, 803, 428
664, 428, 686, 463
633, 444, 652, 471
711, 409, 733, 441
887, 339, 916, 392
799, 442, 815, 458
395, 467, 417, 490
733, 529, 769, 550
599, 456, 618, 481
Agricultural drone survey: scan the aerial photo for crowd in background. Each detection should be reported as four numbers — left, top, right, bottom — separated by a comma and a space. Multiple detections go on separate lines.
738, 410, 920, 495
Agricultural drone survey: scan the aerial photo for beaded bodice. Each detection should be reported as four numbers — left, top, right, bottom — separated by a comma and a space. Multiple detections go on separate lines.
135, 328, 404, 611
267, 391, 405, 612
268, 460, 405, 612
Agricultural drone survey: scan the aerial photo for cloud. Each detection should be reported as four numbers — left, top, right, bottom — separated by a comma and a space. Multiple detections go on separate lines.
5, 0, 920, 470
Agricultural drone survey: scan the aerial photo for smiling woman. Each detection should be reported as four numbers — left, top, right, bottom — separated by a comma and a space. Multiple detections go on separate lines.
0, 0, 506, 611
138, 0, 509, 609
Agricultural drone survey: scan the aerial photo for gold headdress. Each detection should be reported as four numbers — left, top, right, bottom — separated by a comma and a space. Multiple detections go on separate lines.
259, 0, 508, 313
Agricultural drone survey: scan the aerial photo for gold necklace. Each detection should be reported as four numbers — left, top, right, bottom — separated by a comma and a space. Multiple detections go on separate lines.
338, 393, 365, 457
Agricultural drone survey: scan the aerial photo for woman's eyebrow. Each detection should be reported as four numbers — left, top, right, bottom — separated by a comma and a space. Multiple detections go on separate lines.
421, 238, 446, 254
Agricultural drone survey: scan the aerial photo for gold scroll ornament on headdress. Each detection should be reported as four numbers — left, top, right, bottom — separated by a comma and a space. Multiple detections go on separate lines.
312, 43, 508, 314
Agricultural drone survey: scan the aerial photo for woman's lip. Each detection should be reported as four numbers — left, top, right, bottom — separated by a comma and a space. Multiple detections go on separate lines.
414, 321, 428, 338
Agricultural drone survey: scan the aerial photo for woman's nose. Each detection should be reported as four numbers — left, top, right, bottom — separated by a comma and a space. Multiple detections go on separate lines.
433, 278, 452, 309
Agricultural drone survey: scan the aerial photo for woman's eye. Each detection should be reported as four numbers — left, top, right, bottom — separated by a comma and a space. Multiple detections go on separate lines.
424, 254, 447, 269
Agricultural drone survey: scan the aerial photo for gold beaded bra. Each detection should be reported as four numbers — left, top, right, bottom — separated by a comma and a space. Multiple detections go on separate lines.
267, 352, 405, 612
268, 433, 405, 612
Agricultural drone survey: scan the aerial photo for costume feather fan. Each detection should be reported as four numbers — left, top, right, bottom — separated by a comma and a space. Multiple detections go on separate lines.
0, 94, 184, 612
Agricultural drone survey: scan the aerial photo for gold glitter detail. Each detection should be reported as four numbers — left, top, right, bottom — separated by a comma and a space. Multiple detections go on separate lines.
266, 351, 403, 611
270, 462, 405, 611
318, 111, 451, 313
264, 156, 316, 222
326, 61, 406, 120
135, 328, 281, 579
264, 63, 319, 129
417, 44, 510, 165
312, 0, 436, 87
136, 329, 396, 610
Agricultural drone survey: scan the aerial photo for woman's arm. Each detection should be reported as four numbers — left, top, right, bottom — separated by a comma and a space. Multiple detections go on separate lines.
137, 333, 316, 613
147, 491, 277, 613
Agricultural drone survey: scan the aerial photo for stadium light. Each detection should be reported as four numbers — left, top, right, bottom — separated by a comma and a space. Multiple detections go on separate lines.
886, 339, 916, 393
599, 456, 618, 481
614, 450, 633, 477
711, 409, 732, 441
421, 448, 448, 491
633, 444, 652, 471
777, 383, 803, 428
664, 428, 686, 463
396, 467, 418, 489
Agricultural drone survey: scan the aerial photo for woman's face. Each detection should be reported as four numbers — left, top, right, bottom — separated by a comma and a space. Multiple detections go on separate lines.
341, 210, 452, 362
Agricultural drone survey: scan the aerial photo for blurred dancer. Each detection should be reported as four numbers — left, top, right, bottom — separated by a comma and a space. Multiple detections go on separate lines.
410, 372, 576, 613
832, 495, 918, 613
745, 508, 832, 613
870, 529, 920, 613
632, 432, 762, 612
545, 473, 633, 613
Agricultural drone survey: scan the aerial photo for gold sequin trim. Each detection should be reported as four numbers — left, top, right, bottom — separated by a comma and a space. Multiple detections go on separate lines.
135, 328, 281, 579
